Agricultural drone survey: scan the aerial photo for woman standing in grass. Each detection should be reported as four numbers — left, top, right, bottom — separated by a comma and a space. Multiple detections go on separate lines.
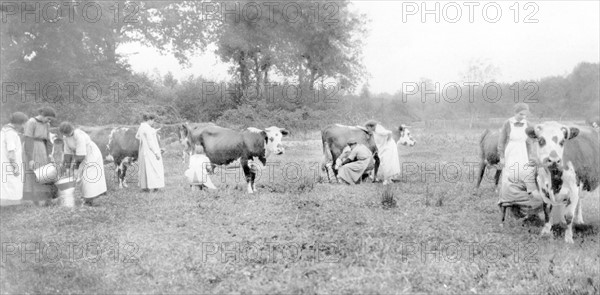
22, 106, 57, 206
497, 103, 540, 217
59, 122, 107, 206
136, 113, 165, 192
1, 112, 29, 206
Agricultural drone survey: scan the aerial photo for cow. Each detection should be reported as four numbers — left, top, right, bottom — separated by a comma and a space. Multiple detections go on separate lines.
105, 127, 141, 188
475, 129, 502, 190
393, 124, 417, 146
525, 122, 599, 243
187, 125, 290, 193
177, 122, 216, 163
78, 125, 116, 162
321, 124, 380, 183
321, 123, 415, 183
586, 116, 599, 130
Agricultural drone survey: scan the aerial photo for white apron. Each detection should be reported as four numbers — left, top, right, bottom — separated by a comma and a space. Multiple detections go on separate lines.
136, 123, 165, 189
185, 154, 217, 189
64, 129, 107, 199
1, 125, 23, 205
498, 119, 538, 206
503, 119, 530, 184
373, 124, 401, 181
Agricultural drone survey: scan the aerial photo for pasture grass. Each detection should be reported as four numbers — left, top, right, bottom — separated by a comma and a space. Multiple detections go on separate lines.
1, 125, 599, 294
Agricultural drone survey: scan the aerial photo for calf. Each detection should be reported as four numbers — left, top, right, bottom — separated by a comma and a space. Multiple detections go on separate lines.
525, 122, 599, 243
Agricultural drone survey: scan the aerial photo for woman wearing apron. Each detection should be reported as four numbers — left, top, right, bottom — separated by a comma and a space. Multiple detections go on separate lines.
59, 122, 107, 206
1, 112, 29, 206
22, 107, 57, 206
497, 103, 540, 217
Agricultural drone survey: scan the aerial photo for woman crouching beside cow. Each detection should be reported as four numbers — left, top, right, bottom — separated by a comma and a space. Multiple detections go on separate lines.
335, 138, 375, 185
496, 103, 544, 222
58, 122, 107, 206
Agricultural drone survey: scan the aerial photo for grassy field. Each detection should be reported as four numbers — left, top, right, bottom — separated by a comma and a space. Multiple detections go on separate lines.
1, 123, 599, 294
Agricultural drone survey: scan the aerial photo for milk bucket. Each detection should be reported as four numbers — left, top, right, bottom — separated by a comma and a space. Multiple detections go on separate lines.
34, 163, 60, 184
55, 177, 76, 207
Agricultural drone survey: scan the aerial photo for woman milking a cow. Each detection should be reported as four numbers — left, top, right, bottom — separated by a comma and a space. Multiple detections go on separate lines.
497, 103, 546, 220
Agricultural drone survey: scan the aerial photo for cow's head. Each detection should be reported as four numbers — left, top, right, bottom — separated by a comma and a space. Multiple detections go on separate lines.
526, 122, 579, 169
263, 126, 290, 156
397, 125, 416, 146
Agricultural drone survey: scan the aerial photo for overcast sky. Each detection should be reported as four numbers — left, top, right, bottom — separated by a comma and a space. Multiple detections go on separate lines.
120, 1, 600, 95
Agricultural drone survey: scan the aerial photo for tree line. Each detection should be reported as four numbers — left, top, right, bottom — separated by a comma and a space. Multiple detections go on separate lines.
1, 1, 597, 130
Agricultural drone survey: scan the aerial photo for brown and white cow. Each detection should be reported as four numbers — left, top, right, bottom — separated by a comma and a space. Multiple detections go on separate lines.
525, 121, 599, 243
186, 125, 289, 193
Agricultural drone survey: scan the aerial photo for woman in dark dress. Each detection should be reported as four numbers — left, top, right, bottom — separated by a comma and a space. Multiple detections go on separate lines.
22, 106, 57, 206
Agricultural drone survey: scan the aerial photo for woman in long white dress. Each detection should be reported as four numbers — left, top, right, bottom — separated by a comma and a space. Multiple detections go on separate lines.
136, 114, 165, 192
370, 123, 401, 184
497, 103, 541, 216
59, 122, 107, 206
0, 112, 29, 206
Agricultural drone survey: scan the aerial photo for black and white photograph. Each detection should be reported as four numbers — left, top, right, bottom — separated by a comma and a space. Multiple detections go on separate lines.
1, 1, 599, 293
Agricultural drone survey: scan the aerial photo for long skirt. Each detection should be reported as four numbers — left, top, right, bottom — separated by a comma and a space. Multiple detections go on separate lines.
78, 141, 107, 199
22, 141, 54, 203
337, 158, 373, 185
138, 150, 165, 189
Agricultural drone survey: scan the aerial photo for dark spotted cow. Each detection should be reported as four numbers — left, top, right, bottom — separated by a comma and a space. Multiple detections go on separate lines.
186, 125, 289, 193
525, 122, 599, 243
106, 127, 141, 188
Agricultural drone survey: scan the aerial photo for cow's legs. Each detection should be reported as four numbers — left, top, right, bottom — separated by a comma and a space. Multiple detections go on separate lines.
372, 154, 381, 183
564, 201, 577, 244
494, 169, 502, 187
121, 162, 129, 188
499, 205, 507, 227
115, 157, 129, 189
241, 158, 254, 193
564, 185, 581, 243
540, 203, 554, 236
475, 162, 486, 189
574, 183, 585, 224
